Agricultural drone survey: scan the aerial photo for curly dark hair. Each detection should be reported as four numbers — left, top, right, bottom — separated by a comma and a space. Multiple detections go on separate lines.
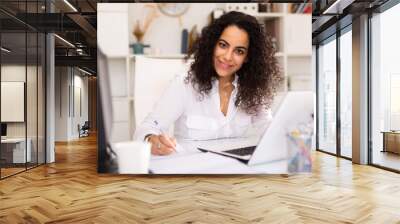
185, 11, 283, 115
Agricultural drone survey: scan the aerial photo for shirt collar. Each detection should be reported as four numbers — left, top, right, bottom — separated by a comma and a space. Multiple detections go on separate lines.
211, 74, 238, 94
232, 74, 238, 88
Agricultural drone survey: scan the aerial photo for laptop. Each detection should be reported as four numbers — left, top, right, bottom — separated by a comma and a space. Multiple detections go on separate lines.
197, 91, 314, 166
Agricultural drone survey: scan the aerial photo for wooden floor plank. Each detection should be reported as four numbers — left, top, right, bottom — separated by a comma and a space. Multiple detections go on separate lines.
1, 134, 400, 223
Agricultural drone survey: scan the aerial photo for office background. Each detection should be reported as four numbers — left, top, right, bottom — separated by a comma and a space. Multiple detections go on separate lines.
3, 1, 398, 176
97, 3, 312, 173
0, 1, 400, 223
0, 0, 97, 179
0, 3, 46, 178
313, 0, 400, 171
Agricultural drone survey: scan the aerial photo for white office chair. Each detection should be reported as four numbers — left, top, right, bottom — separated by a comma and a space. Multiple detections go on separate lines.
133, 56, 191, 134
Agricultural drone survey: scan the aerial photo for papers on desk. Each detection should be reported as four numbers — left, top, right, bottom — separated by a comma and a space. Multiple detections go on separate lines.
149, 139, 288, 174
150, 152, 288, 174
174, 142, 185, 153
150, 152, 247, 174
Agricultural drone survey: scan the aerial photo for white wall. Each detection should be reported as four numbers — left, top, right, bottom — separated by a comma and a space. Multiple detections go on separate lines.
80, 76, 89, 125
1, 65, 32, 138
1, 64, 46, 163
1, 65, 26, 81
55, 67, 89, 141
128, 3, 222, 55
72, 74, 89, 138
98, 3, 130, 57
55, 67, 70, 141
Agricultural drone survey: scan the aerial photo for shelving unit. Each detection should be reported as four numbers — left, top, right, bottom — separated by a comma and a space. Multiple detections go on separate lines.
254, 12, 284, 19
104, 56, 133, 143
107, 54, 191, 141
227, 3, 312, 92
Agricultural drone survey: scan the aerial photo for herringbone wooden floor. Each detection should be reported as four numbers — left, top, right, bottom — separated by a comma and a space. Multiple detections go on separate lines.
1, 134, 400, 223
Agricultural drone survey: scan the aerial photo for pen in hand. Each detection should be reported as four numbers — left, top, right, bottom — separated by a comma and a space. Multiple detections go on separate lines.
153, 120, 177, 152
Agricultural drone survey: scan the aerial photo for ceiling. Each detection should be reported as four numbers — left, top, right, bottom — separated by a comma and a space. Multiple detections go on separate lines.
312, 0, 390, 44
0, 0, 97, 74
2, 0, 393, 74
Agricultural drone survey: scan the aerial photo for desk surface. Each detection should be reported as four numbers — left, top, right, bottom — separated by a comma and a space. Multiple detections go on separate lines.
381, 131, 400, 134
1, 138, 27, 143
149, 140, 288, 174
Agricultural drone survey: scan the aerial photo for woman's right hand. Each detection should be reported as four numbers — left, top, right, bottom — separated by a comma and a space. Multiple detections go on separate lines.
147, 134, 177, 155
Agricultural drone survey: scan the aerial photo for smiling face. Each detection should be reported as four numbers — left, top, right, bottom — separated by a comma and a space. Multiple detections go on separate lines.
213, 25, 249, 80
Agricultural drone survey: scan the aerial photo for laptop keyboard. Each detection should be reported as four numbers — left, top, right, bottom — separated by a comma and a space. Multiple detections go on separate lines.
223, 146, 256, 156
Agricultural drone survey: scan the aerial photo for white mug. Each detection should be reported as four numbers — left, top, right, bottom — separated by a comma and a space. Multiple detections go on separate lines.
113, 141, 151, 174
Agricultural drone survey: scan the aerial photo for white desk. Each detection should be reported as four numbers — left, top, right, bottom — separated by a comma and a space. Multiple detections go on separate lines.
1, 138, 31, 163
149, 140, 288, 174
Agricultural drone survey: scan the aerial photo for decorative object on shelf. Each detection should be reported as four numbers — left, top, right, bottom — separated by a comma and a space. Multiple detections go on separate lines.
188, 25, 199, 52
130, 43, 150, 55
289, 2, 312, 14
132, 5, 158, 43
258, 3, 267, 12
157, 3, 190, 17
258, 3, 273, 12
157, 3, 189, 27
212, 8, 225, 21
181, 29, 189, 54
303, 4, 312, 14
132, 4, 158, 54
226, 3, 258, 15
133, 21, 144, 43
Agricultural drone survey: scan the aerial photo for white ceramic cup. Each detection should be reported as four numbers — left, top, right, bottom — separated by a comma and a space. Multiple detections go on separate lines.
113, 141, 151, 174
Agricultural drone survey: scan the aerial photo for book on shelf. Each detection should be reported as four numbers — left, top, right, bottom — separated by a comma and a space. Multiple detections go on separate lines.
289, 3, 312, 14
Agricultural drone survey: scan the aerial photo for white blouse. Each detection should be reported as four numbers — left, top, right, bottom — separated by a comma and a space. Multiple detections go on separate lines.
134, 74, 273, 141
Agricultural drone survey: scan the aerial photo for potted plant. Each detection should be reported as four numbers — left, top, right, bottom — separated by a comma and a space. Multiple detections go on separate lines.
131, 4, 158, 54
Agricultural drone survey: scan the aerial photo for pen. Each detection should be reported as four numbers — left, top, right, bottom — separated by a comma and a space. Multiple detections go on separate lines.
153, 120, 180, 152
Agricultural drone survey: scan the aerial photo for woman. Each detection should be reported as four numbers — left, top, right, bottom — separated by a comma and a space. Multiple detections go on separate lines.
134, 11, 282, 155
